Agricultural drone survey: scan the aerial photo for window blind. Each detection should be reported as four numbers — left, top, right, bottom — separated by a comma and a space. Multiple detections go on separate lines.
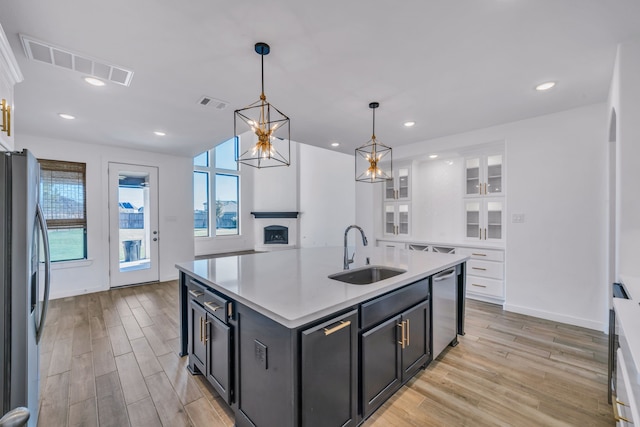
38, 159, 86, 229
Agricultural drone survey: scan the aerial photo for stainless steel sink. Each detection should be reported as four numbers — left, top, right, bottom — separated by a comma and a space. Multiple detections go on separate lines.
328, 266, 406, 285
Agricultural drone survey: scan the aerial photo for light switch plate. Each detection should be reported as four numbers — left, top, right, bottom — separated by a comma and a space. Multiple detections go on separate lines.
512, 213, 525, 223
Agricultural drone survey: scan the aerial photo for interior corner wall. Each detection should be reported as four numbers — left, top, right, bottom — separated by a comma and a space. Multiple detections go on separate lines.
15, 134, 194, 299
612, 37, 640, 278
298, 144, 356, 248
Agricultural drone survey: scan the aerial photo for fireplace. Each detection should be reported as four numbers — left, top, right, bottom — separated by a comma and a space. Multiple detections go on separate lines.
252, 211, 299, 251
264, 225, 288, 245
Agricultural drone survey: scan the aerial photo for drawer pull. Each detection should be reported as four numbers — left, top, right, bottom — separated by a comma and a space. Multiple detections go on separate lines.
612, 396, 631, 423
471, 283, 487, 288
188, 290, 204, 298
323, 320, 351, 336
472, 267, 487, 271
204, 301, 222, 312
471, 253, 487, 257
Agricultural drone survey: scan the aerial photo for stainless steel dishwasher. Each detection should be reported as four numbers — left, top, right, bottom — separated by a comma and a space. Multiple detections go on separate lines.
432, 266, 458, 359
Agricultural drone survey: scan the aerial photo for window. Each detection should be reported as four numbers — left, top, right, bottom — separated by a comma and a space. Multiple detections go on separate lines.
38, 159, 87, 261
194, 137, 241, 237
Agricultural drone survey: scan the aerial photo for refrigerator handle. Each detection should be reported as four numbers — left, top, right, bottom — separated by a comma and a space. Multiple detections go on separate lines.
35, 203, 51, 344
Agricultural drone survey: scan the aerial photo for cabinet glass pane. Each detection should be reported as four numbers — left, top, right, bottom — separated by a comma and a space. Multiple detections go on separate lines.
385, 179, 395, 199
398, 168, 409, 198
398, 205, 409, 235
486, 155, 502, 194
465, 158, 480, 195
487, 201, 502, 240
385, 205, 395, 234
465, 202, 480, 239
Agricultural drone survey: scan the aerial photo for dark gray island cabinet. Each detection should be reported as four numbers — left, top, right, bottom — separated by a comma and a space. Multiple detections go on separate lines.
176, 248, 467, 427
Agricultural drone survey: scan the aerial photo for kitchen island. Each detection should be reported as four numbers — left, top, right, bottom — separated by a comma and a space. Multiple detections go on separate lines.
176, 246, 467, 427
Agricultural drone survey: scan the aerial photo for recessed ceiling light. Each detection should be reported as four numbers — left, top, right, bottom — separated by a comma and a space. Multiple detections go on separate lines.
403, 121, 415, 127
331, 142, 340, 147
58, 113, 75, 120
535, 81, 556, 91
154, 131, 166, 136
429, 154, 438, 159
84, 77, 105, 87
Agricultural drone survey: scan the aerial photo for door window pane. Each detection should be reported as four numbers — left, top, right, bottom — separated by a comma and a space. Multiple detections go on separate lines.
194, 171, 209, 237
215, 174, 238, 235
118, 173, 150, 272
215, 137, 238, 171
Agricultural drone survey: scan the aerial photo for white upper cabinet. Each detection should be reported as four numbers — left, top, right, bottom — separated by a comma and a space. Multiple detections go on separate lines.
0, 23, 24, 151
385, 165, 411, 200
464, 198, 504, 242
383, 202, 411, 237
465, 154, 503, 197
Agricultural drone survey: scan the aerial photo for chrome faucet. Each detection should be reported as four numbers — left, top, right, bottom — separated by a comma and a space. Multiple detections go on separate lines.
344, 225, 368, 270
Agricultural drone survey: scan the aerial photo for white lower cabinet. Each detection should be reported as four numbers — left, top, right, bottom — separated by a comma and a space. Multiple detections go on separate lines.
456, 247, 505, 303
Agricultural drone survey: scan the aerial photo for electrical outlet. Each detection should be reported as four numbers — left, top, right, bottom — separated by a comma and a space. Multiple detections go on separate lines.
254, 340, 268, 370
512, 213, 525, 223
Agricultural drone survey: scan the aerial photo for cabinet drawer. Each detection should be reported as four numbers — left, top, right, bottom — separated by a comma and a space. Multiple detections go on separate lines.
457, 247, 504, 262
187, 278, 206, 304
466, 277, 504, 298
203, 289, 232, 324
467, 259, 503, 280
360, 278, 428, 330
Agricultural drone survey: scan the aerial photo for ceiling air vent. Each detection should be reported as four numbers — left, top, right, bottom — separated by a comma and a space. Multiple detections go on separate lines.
198, 96, 229, 110
19, 34, 134, 87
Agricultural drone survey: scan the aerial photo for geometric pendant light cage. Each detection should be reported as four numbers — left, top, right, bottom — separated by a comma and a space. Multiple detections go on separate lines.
355, 102, 392, 183
235, 42, 291, 168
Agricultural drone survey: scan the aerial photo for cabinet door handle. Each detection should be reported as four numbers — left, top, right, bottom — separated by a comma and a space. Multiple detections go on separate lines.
472, 267, 487, 271
1, 99, 7, 134
405, 318, 410, 347
397, 321, 406, 349
204, 301, 222, 312
199, 317, 204, 343
471, 283, 487, 288
323, 320, 351, 336
484, 228, 487, 240
478, 227, 481, 240
189, 289, 204, 298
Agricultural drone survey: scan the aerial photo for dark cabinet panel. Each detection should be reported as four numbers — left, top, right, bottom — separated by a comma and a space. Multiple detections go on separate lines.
361, 314, 402, 418
401, 301, 430, 380
189, 300, 207, 373
206, 315, 232, 404
301, 310, 358, 427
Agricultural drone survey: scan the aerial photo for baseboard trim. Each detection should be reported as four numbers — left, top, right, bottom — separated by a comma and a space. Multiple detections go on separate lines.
503, 302, 604, 332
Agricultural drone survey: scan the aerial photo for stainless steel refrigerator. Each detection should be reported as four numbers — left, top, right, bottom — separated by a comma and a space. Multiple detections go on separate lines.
0, 150, 51, 426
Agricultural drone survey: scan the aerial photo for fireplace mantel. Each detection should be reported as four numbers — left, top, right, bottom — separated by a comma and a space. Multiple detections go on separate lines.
251, 212, 299, 219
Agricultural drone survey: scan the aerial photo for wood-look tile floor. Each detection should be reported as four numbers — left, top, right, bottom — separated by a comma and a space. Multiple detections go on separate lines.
37, 281, 613, 427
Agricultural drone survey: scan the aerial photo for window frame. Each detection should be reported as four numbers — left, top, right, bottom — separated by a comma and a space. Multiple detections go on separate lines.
193, 137, 242, 238
38, 158, 88, 261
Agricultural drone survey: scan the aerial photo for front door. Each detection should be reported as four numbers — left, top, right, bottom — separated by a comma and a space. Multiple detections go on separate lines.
108, 163, 159, 287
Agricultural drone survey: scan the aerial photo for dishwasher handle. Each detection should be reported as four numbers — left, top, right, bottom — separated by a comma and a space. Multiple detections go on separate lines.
433, 269, 456, 282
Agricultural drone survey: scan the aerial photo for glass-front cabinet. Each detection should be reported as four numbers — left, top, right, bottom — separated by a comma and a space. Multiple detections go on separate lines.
465, 154, 503, 197
465, 198, 503, 242
385, 165, 411, 200
384, 202, 410, 237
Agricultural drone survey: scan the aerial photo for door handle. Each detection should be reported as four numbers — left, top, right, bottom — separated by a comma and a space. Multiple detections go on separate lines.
35, 203, 51, 345
323, 320, 351, 336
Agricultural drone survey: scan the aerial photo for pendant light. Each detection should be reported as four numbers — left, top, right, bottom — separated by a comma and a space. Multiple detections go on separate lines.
355, 102, 392, 183
235, 42, 290, 168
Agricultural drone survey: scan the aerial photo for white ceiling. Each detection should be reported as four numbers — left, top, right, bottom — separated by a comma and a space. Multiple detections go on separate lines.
2, 0, 639, 158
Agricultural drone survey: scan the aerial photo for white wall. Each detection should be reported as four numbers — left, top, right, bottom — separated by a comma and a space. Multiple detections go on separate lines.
358, 103, 609, 331
611, 37, 640, 278
298, 144, 356, 247
16, 134, 194, 299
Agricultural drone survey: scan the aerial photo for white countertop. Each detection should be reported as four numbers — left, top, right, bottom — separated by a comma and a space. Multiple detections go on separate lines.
376, 237, 505, 250
176, 246, 467, 328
